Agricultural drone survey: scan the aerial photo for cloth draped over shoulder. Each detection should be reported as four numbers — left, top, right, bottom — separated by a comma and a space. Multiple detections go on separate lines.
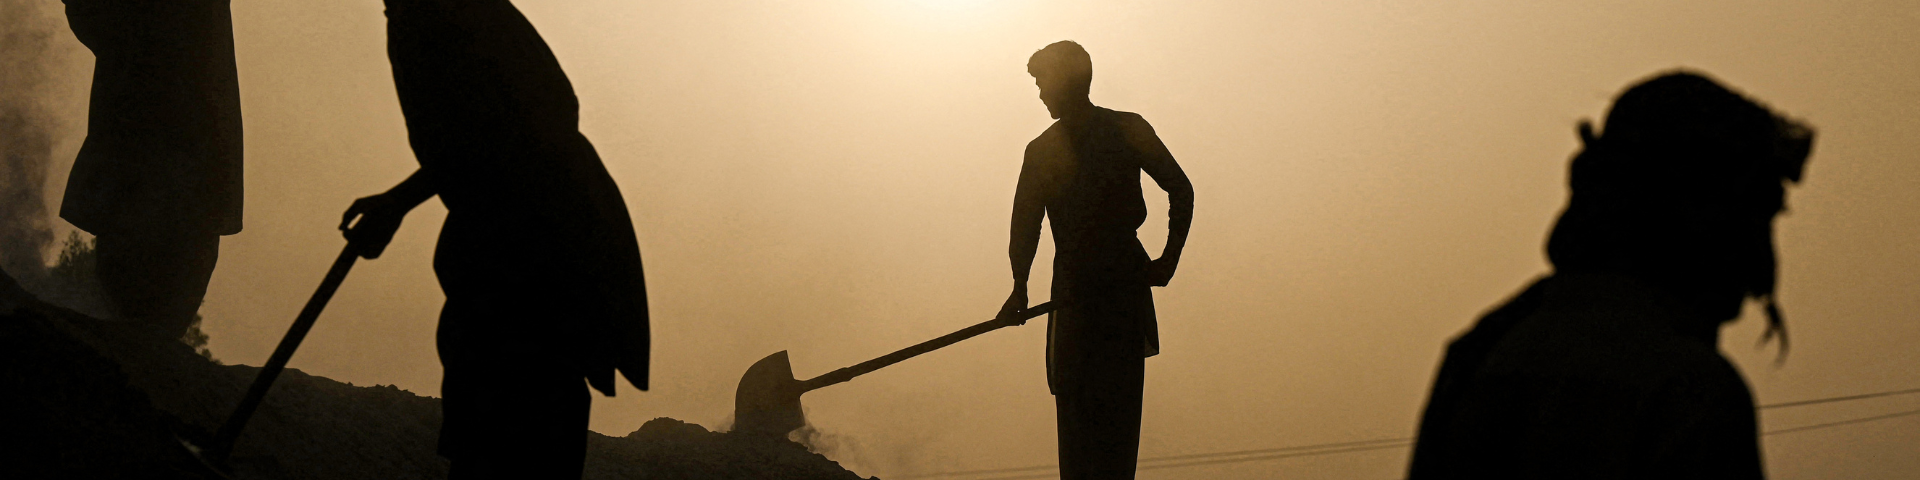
1407, 273, 1765, 480
60, 0, 244, 236
384, 0, 649, 395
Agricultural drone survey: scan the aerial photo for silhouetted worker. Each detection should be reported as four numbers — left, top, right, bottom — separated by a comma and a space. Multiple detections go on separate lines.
998, 41, 1193, 480
339, 0, 650, 478
1406, 71, 1814, 479
60, 0, 243, 340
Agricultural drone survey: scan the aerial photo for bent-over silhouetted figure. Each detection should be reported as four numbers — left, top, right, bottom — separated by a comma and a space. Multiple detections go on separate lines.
60, 0, 243, 340
998, 41, 1194, 480
340, 0, 650, 477
1406, 71, 1814, 480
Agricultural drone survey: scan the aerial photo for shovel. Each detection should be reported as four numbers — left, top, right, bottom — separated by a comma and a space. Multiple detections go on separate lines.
180, 244, 360, 473
732, 300, 1066, 438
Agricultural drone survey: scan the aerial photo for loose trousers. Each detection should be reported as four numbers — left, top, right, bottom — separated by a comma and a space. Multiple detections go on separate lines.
437, 296, 591, 480
1048, 285, 1152, 480
93, 231, 219, 338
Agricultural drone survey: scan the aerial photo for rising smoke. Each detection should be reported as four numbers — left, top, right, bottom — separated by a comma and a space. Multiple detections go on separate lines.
0, 0, 63, 282
0, 0, 108, 320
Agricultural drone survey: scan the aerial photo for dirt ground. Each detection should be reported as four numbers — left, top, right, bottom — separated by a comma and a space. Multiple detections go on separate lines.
0, 274, 875, 480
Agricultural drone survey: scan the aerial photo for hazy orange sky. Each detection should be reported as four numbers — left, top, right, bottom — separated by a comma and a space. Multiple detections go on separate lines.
23, 1, 1920, 478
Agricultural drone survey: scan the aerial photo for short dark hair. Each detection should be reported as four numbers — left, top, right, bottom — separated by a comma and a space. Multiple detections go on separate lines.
1027, 41, 1092, 95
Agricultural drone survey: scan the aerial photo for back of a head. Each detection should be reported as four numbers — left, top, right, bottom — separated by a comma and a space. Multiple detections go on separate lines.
1028, 41, 1093, 95
1546, 70, 1813, 343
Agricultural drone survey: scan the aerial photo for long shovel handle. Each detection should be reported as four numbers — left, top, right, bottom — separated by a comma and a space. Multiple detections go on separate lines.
206, 245, 359, 463
797, 300, 1066, 392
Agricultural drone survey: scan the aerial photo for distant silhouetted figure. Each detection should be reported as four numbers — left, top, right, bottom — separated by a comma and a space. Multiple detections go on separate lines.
340, 0, 650, 478
1406, 71, 1814, 480
998, 40, 1194, 480
60, 0, 243, 340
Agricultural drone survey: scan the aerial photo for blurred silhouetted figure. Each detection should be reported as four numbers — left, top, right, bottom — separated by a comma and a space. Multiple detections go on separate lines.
998, 40, 1194, 480
60, 0, 243, 340
339, 0, 650, 477
1406, 71, 1814, 480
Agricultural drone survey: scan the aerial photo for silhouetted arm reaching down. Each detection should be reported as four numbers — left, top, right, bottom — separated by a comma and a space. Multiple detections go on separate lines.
1001, 140, 1050, 322
1127, 115, 1193, 286
340, 168, 439, 259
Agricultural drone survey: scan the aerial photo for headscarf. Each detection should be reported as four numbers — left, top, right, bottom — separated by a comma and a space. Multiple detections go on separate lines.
1546, 71, 1812, 357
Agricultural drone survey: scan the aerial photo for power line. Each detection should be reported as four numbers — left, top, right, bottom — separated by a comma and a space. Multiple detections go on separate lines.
1132, 437, 1411, 464
894, 437, 1410, 479
900, 386, 1920, 479
1135, 442, 1410, 473
1764, 407, 1920, 436
957, 405, 1920, 480
969, 443, 1413, 480
1759, 387, 1920, 410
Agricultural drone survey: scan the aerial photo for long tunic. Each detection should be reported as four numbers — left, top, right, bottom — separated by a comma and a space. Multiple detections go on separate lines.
384, 0, 649, 395
60, 0, 244, 236
1408, 273, 1766, 479
1012, 106, 1193, 393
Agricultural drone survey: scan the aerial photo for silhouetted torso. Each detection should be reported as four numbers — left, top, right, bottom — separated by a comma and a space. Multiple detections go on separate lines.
1021, 107, 1156, 291
384, 0, 649, 394
1015, 106, 1192, 375
61, 0, 243, 237
383, 0, 648, 476
1408, 273, 1764, 479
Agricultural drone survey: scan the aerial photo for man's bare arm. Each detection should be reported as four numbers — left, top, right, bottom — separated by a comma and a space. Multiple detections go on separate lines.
1002, 144, 1048, 320
384, 168, 440, 210
1129, 115, 1193, 285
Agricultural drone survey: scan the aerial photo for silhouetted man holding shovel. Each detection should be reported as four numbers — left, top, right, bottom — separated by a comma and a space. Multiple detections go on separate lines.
340, 0, 649, 477
999, 40, 1194, 480
60, 0, 242, 341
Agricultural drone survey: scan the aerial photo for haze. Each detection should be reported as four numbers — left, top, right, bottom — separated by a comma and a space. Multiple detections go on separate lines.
21, 1, 1920, 478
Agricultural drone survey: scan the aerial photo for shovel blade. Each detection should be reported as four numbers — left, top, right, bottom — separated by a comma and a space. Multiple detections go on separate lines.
733, 351, 808, 438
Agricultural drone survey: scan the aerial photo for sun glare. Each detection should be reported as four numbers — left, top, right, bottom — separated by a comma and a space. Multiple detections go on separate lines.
907, 0, 999, 13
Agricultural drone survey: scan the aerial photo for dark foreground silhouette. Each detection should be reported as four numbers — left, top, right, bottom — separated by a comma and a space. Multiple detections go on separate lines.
340, 0, 650, 477
998, 40, 1195, 480
0, 276, 871, 480
59, 0, 244, 340
1407, 71, 1814, 479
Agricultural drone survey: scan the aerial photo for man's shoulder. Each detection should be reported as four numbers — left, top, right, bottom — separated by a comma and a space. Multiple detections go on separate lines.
1103, 107, 1145, 120
1025, 121, 1070, 154
1096, 107, 1150, 127
1098, 108, 1164, 147
1481, 304, 1739, 392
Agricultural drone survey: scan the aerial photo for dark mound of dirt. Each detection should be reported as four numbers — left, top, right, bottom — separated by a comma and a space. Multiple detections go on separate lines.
0, 306, 217, 480
587, 418, 875, 480
0, 272, 875, 479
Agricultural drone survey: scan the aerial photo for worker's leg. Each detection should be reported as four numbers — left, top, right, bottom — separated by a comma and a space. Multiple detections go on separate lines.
1055, 352, 1145, 480
93, 230, 220, 339
439, 298, 592, 480
1052, 291, 1149, 480
441, 369, 590, 479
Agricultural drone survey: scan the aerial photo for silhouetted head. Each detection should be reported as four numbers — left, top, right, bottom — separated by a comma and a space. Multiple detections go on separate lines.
1546, 70, 1812, 346
1028, 41, 1094, 119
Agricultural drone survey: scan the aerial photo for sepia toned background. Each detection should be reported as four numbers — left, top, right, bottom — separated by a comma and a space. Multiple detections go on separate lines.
13, 1, 1919, 478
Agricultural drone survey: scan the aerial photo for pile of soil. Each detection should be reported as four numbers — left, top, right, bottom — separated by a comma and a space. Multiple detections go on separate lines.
0, 304, 215, 479
0, 273, 875, 480
587, 418, 874, 480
